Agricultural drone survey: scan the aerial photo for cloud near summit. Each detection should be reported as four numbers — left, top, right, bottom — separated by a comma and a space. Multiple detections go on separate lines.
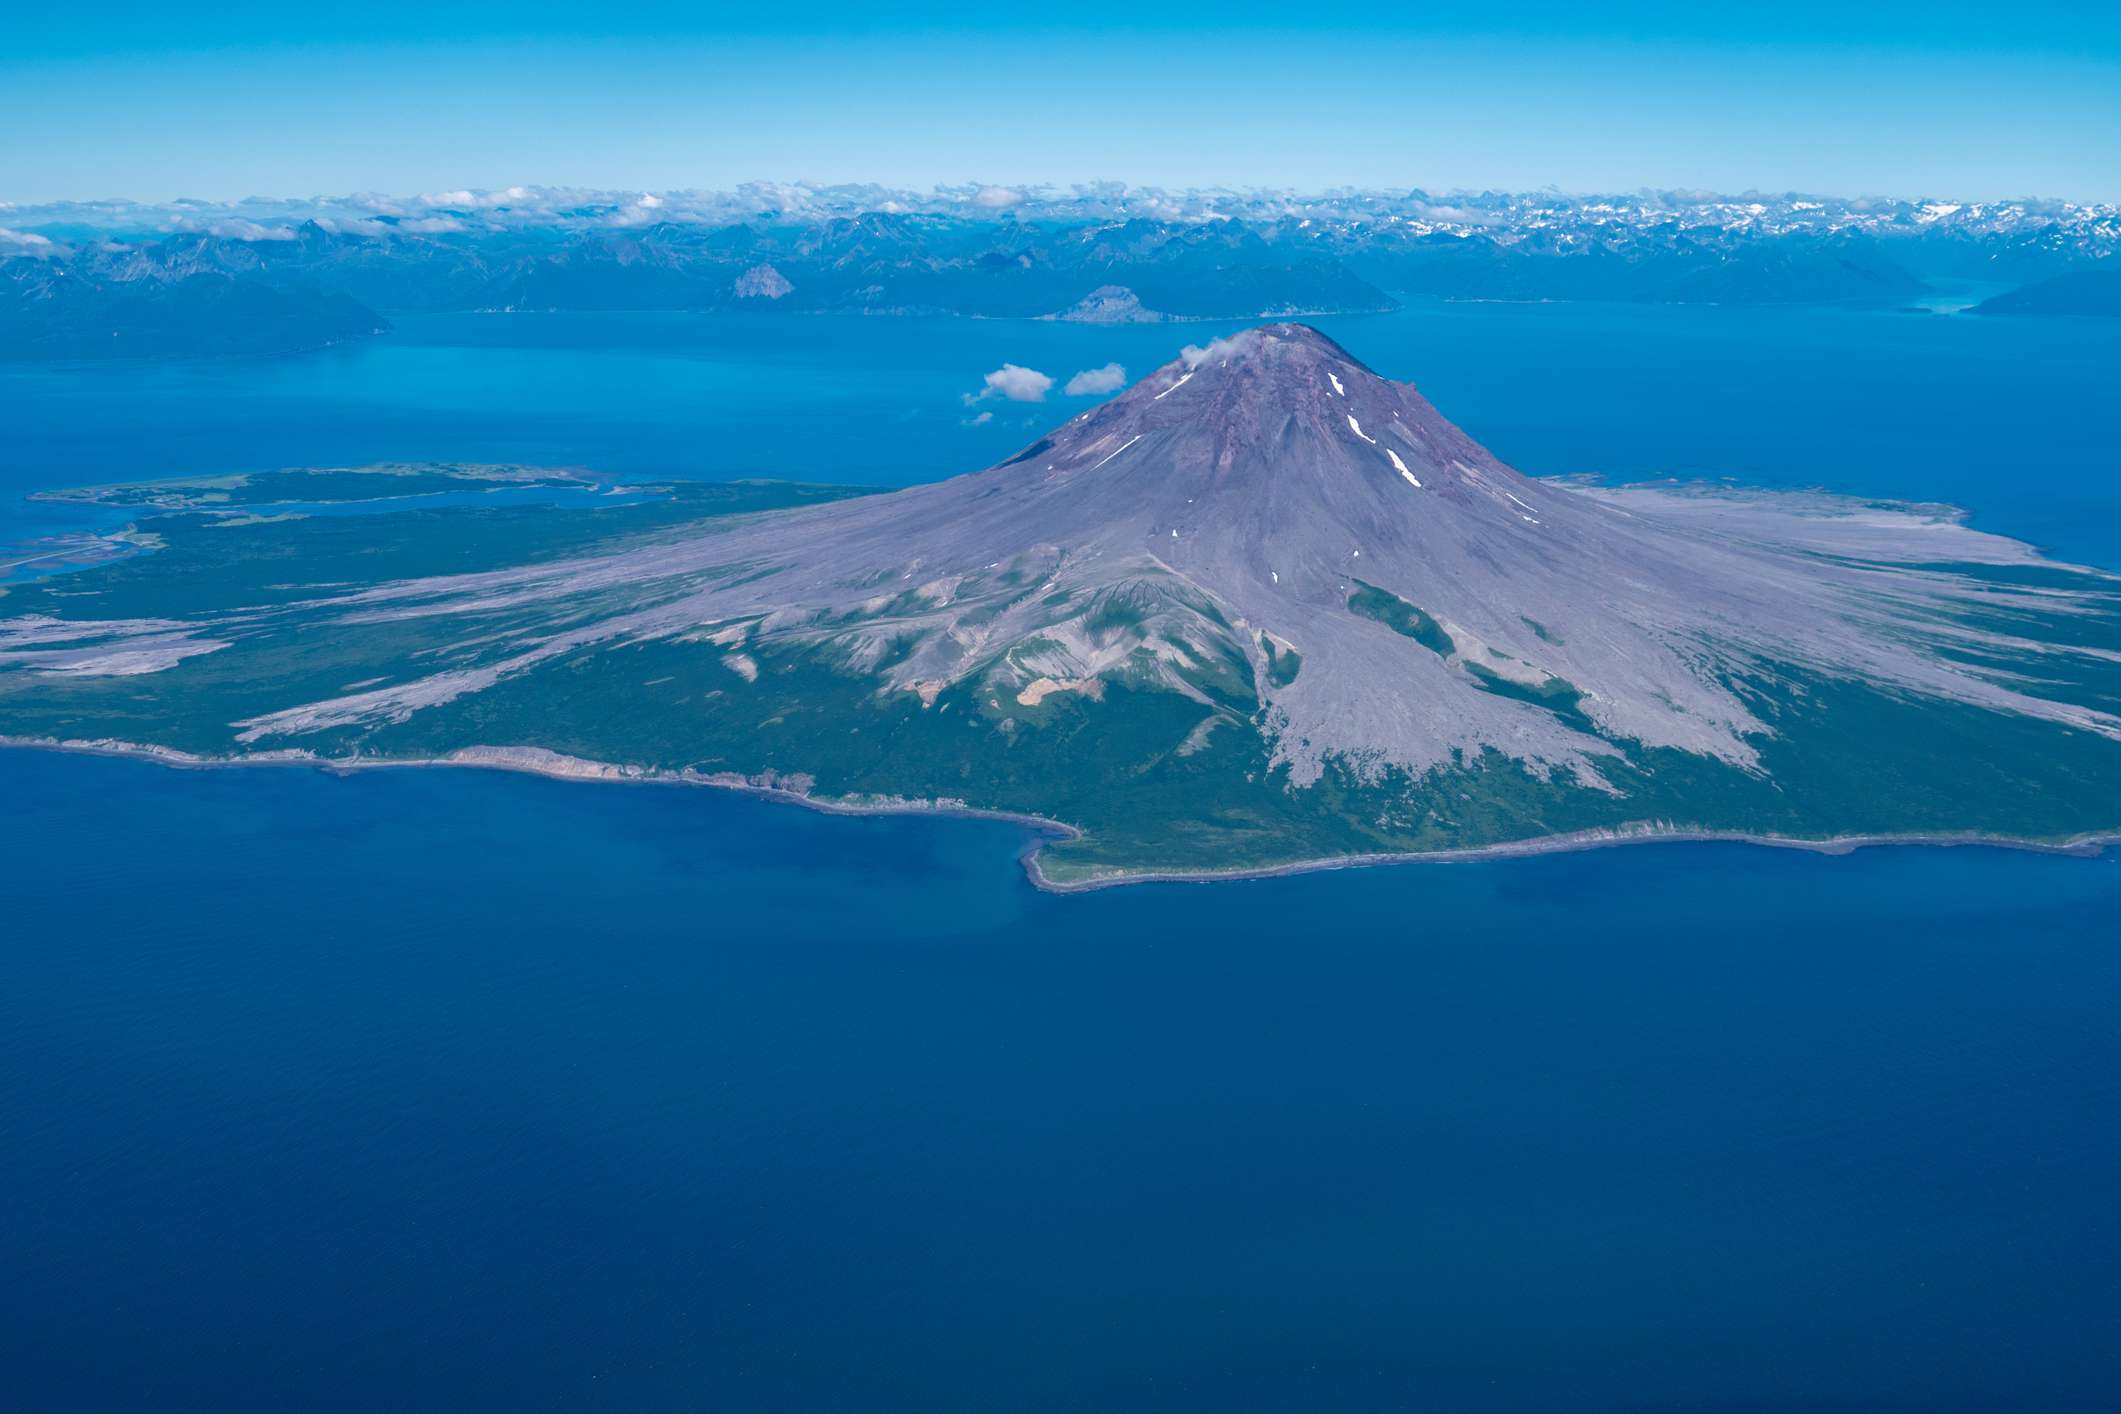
1064, 363, 1127, 396
966, 364, 1054, 404
1181, 332, 1260, 369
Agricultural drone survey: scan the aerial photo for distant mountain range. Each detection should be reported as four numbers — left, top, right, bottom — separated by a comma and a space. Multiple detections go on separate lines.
1, 244, 387, 358
1973, 267, 2121, 317
3, 186, 2115, 357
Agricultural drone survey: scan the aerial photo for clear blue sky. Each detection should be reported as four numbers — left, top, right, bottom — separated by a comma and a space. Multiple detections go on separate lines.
4, 1, 2118, 204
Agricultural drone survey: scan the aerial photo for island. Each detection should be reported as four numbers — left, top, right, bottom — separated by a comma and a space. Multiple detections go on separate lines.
5, 326, 2119, 887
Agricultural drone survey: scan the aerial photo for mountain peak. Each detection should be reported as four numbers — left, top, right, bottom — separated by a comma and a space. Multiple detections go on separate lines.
1108, 322, 1406, 429
985, 318, 1502, 534
1158, 322, 1367, 381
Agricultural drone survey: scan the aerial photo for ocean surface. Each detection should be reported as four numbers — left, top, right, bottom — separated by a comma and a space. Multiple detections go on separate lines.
4, 304, 2121, 1411
5, 301, 2120, 561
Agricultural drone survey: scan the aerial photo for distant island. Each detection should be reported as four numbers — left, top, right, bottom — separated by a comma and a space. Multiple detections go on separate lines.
4, 326, 2119, 886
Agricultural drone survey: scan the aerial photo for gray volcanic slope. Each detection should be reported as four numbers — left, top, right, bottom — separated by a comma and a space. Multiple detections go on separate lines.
234, 323, 2118, 793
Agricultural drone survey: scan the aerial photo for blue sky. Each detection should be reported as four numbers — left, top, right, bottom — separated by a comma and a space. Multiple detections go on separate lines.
5, 2, 2118, 203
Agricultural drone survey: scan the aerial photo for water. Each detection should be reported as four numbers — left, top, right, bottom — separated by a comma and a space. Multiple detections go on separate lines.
4, 749, 2119, 1412
4, 302, 2118, 561
4, 304, 2121, 1410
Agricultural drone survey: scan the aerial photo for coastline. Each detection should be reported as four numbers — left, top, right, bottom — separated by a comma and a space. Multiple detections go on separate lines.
1024, 821, 2120, 893
6, 732, 2116, 894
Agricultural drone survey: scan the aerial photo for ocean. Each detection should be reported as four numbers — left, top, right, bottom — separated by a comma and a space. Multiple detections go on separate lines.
5, 300, 2120, 561
4, 303, 2120, 1411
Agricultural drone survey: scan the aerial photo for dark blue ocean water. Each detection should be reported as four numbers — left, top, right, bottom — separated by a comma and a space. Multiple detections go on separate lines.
4, 306, 2121, 1411
5, 750, 2120, 1412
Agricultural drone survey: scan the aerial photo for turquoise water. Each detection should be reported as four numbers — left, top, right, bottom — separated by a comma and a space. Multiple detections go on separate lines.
5, 303, 2119, 560
4, 306, 2121, 1411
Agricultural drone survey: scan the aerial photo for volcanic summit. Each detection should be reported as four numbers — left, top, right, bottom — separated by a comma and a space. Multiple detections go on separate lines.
244, 324, 2117, 786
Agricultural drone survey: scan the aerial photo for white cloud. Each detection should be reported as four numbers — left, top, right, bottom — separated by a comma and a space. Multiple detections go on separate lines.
204, 219, 294, 241
0, 227, 56, 254
966, 363, 1054, 404
972, 186, 1023, 209
312, 216, 392, 237
1064, 363, 1127, 396
965, 411, 994, 426
399, 216, 468, 234
636, 193, 664, 209
421, 186, 533, 210
1181, 331, 1262, 369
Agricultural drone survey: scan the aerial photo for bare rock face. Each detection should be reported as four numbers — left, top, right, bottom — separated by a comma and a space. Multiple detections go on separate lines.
733, 264, 793, 300
1046, 285, 1168, 323
238, 325, 2120, 791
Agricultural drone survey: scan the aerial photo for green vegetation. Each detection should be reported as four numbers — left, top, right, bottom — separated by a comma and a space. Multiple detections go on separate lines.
35, 463, 605, 510
1462, 661, 1596, 734
1261, 634, 1302, 688
1347, 579, 1454, 657
7, 482, 2121, 886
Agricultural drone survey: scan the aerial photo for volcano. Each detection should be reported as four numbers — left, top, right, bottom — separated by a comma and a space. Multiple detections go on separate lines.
8, 325, 2121, 884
